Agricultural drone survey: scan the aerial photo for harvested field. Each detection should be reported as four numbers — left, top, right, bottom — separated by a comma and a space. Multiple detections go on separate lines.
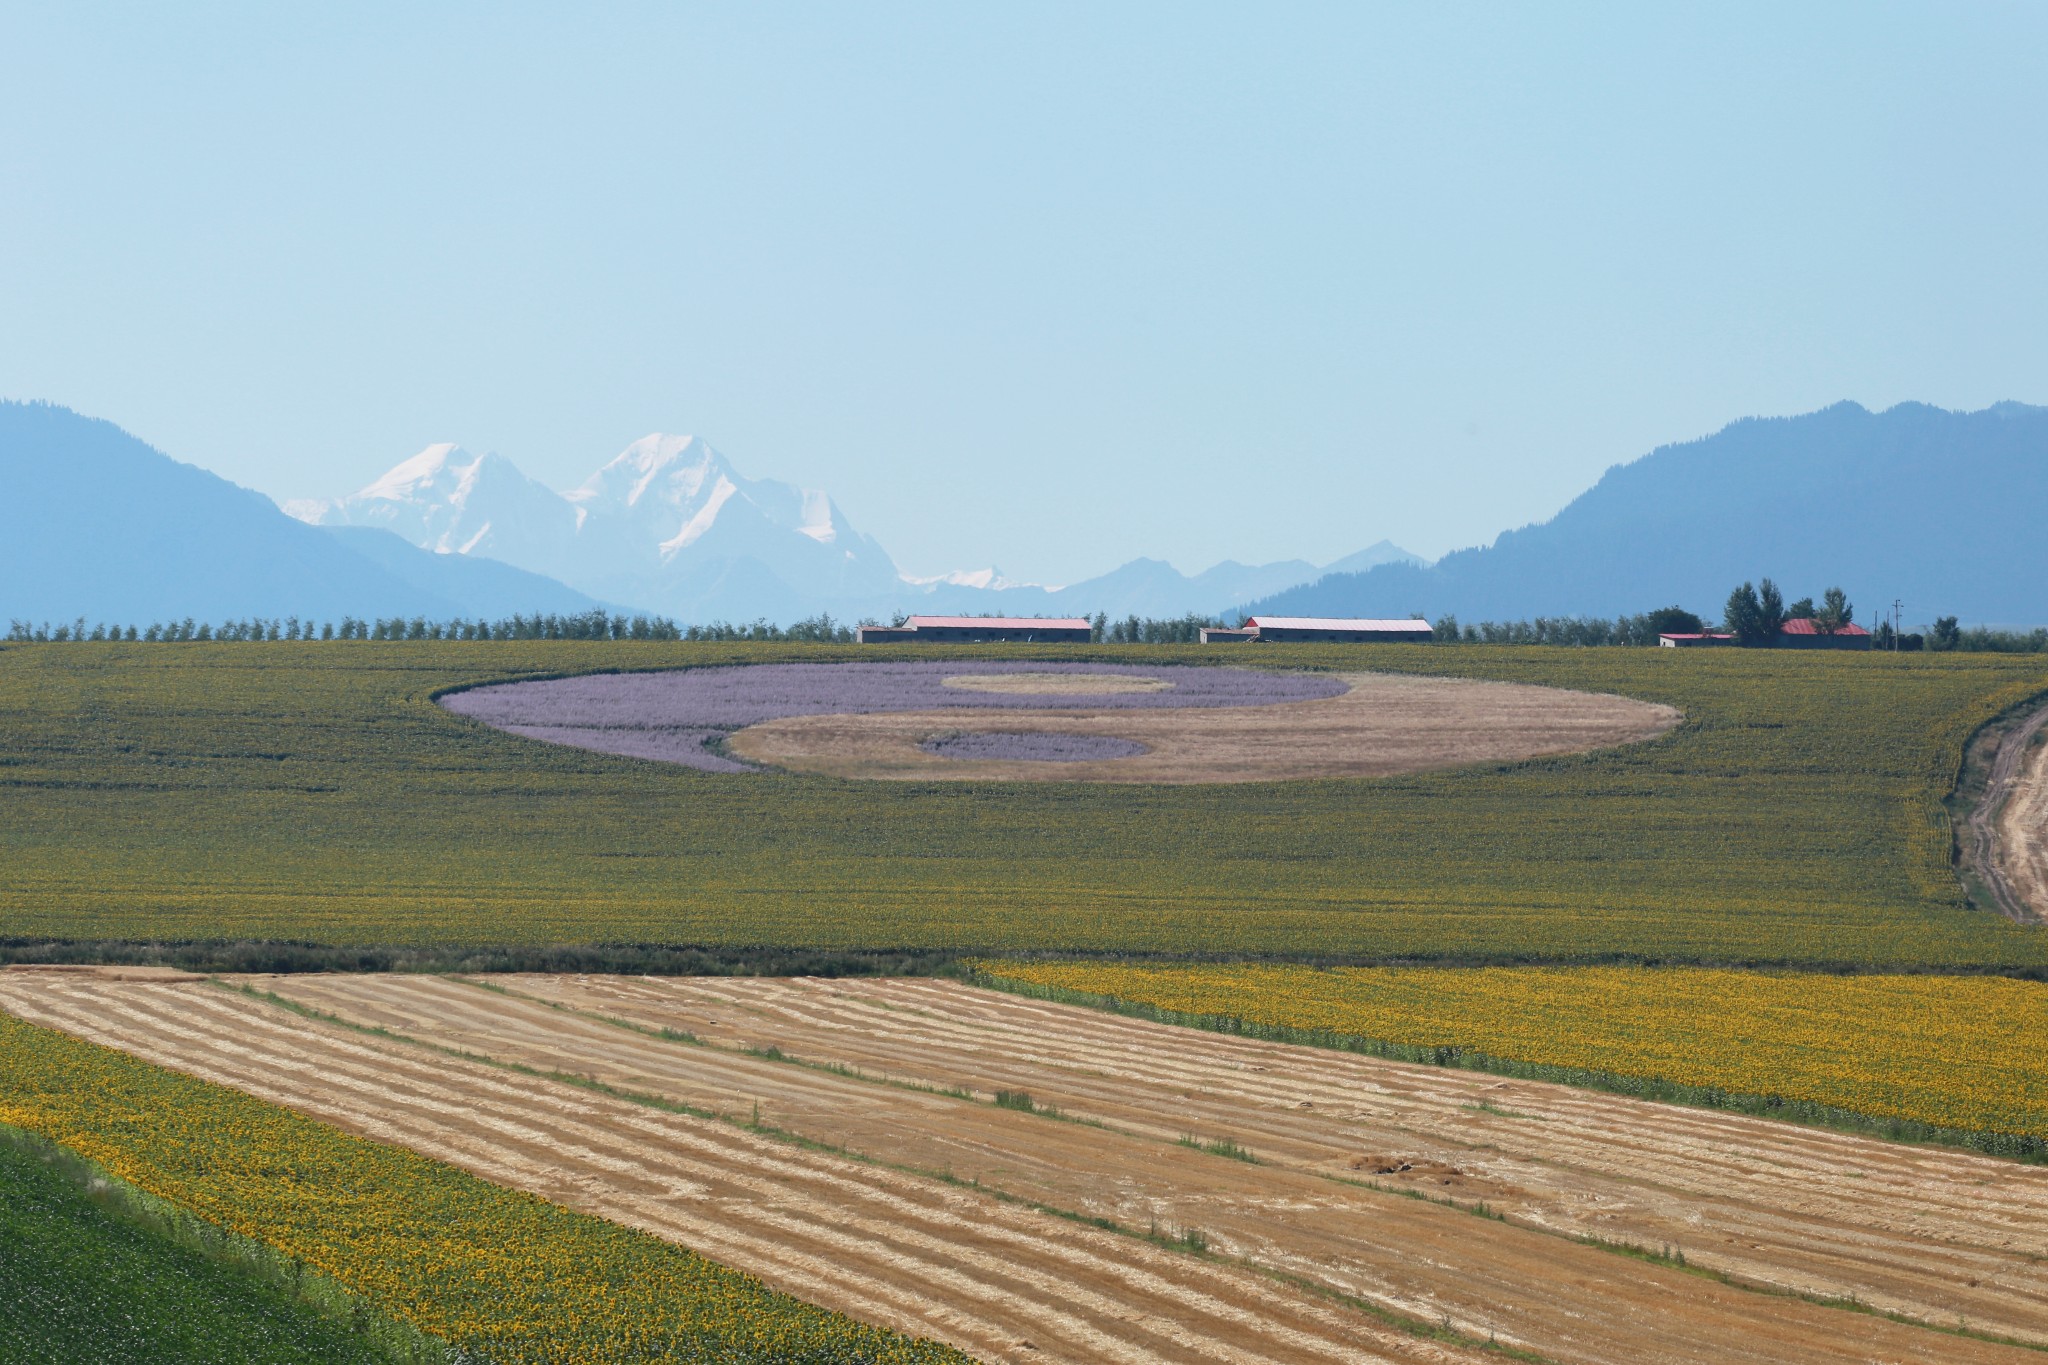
1, 970, 2038, 1364
726, 671, 1680, 782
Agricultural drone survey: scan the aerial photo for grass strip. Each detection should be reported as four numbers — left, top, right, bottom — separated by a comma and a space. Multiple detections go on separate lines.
0, 1121, 446, 1364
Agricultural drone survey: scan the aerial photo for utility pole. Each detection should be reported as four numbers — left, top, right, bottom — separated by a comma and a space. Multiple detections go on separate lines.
1892, 599, 1903, 652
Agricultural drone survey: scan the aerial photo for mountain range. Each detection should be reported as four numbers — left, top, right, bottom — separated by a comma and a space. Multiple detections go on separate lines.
0, 402, 600, 624
287, 436, 1419, 623
5, 398, 2042, 629
1240, 400, 2048, 626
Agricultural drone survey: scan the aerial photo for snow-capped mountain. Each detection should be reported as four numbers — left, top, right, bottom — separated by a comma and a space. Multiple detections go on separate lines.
293, 435, 902, 621
291, 433, 1424, 623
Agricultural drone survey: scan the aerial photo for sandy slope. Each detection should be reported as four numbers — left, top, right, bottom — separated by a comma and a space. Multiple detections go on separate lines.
2, 971, 2034, 1363
1995, 714, 2048, 921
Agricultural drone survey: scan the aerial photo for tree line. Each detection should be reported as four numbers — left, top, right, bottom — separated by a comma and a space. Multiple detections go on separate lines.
10, 602, 2044, 652
4, 610, 866, 644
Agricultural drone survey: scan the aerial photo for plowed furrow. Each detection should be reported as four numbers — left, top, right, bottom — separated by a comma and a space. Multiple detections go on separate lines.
237, 973, 2041, 1365
486, 973, 2048, 1345
0, 977, 1457, 1365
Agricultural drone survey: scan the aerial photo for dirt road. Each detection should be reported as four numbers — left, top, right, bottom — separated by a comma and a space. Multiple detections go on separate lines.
2, 971, 2034, 1364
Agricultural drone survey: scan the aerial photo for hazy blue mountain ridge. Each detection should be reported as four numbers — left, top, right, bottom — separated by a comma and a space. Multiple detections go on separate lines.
0, 403, 603, 623
1237, 401, 2047, 626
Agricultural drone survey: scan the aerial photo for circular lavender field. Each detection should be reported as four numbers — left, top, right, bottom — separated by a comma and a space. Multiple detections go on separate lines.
919, 732, 1150, 763
441, 662, 1343, 772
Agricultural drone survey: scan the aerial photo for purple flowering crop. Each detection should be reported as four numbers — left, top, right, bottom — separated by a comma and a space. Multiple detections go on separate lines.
441, 662, 1343, 772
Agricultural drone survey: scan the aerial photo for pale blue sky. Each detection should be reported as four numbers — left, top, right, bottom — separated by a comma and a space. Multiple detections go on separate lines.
3, 3, 2043, 583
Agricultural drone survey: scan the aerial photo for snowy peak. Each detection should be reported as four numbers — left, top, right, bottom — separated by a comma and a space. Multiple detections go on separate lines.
288, 431, 903, 616
569, 433, 730, 514
359, 441, 471, 502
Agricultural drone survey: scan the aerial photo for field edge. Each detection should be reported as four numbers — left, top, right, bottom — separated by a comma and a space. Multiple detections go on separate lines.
967, 968, 2048, 1162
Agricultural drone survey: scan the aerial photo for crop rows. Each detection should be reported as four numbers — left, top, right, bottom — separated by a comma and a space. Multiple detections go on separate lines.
0, 1123, 416, 1364
979, 960, 2048, 1144
0, 1008, 967, 1364
0, 641, 2045, 965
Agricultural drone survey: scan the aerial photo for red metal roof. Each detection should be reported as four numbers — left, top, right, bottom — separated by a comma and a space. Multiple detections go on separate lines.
1779, 618, 1871, 636
1243, 617, 1433, 632
905, 616, 1092, 630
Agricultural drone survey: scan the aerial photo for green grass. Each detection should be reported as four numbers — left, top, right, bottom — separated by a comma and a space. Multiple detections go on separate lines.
1, 640, 2045, 967
0, 1124, 427, 1364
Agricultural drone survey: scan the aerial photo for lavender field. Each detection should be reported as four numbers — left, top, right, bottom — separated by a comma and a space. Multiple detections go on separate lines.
441, 662, 1343, 771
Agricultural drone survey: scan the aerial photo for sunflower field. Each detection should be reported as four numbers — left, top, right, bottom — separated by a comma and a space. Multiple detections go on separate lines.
0, 640, 2044, 966
0, 1009, 968, 1364
978, 959, 2048, 1147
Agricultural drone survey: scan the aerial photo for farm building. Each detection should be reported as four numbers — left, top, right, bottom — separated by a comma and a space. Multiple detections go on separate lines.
855, 615, 1093, 644
1660, 621, 1872, 649
1204, 617, 1435, 644
1776, 619, 1873, 649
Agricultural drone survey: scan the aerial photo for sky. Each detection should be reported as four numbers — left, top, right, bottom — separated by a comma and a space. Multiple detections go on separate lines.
3, 3, 2045, 584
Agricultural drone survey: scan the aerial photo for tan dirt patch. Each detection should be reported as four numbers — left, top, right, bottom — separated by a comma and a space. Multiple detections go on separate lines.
941, 672, 1175, 695
1997, 722, 2048, 921
726, 671, 1680, 782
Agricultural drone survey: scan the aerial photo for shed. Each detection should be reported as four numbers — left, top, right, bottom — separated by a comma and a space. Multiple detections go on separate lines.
1776, 619, 1872, 650
1233, 617, 1434, 644
856, 615, 1093, 644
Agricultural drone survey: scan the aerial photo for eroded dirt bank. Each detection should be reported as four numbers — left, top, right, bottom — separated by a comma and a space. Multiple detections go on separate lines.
1994, 711, 2048, 920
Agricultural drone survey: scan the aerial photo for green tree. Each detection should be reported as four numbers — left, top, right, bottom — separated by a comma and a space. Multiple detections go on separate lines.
1757, 578, 1786, 640
1723, 582, 1766, 644
1929, 616, 1961, 651
1815, 587, 1853, 634
1786, 597, 1815, 620
1645, 606, 1704, 635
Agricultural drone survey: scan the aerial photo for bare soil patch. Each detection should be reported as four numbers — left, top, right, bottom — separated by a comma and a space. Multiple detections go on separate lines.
1, 972, 2034, 1364
727, 671, 1680, 783
1954, 695, 2048, 923
1997, 720, 2048, 922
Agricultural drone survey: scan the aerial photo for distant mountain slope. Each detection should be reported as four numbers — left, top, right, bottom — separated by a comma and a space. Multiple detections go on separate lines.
1240, 402, 2048, 626
296, 434, 1415, 623
322, 527, 604, 617
0, 403, 596, 623
297, 435, 902, 622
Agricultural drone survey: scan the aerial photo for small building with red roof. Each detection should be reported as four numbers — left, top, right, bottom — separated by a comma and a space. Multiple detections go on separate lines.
1659, 621, 1871, 649
856, 615, 1093, 644
1774, 618, 1872, 649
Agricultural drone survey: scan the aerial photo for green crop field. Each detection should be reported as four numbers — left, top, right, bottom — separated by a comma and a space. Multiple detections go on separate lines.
0, 1125, 409, 1364
1, 640, 2045, 968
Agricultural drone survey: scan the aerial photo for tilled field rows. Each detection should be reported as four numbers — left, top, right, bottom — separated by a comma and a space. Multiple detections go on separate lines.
464, 970, 2048, 1358
0, 973, 1477, 1365
3, 971, 2042, 1365
478, 974, 2048, 1350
